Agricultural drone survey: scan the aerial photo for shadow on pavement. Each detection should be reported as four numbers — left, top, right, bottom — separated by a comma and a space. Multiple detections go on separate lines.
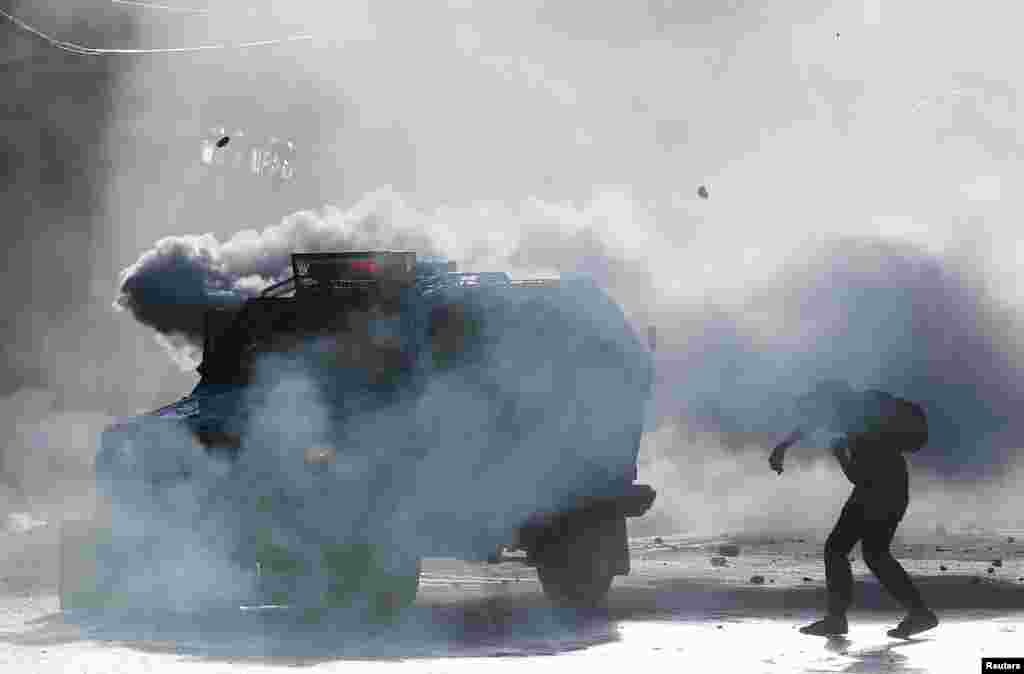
606, 574, 1024, 621
2, 598, 621, 664
802, 635, 932, 674
2, 573, 1021, 666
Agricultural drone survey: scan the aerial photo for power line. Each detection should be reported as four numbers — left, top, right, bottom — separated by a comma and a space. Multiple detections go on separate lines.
0, 5, 314, 56
109, 0, 210, 16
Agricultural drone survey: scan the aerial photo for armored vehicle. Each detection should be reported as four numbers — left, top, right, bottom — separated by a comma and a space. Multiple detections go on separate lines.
62, 251, 656, 616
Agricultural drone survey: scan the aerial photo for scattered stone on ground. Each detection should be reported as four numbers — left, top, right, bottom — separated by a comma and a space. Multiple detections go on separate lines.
717, 544, 740, 557
750, 575, 765, 585
987, 568, 995, 574
992, 560, 1003, 567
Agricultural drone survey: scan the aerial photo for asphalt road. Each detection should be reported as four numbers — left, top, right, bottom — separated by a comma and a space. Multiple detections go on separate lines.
1, 518, 1022, 673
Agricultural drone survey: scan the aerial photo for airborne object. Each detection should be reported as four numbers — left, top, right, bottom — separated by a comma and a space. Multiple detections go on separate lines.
697, 185, 709, 199
216, 136, 230, 148
63, 251, 656, 615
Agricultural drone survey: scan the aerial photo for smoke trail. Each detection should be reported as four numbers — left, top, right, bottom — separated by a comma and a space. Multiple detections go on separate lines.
10, 3, 1024, 616
114, 187, 659, 365
114, 184, 1024, 550
118, 188, 1024, 478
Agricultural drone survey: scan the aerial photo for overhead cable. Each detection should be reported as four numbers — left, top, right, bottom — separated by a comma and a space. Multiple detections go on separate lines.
0, 5, 314, 56
110, 0, 210, 16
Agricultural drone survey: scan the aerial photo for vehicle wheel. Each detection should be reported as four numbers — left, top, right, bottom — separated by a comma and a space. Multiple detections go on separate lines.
537, 563, 613, 607
320, 543, 421, 622
368, 558, 421, 622
533, 511, 624, 608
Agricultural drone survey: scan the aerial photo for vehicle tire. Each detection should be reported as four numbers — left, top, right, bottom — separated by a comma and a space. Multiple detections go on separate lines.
320, 543, 421, 622
533, 511, 624, 608
537, 562, 613, 607
368, 557, 421, 622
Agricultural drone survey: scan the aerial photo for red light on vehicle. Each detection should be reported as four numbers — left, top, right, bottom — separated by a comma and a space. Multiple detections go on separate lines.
348, 260, 379, 275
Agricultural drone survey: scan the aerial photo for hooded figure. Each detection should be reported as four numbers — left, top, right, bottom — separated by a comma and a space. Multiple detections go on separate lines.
769, 380, 938, 639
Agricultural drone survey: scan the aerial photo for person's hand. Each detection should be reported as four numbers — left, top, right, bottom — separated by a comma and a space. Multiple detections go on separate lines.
769, 444, 786, 474
770, 428, 805, 474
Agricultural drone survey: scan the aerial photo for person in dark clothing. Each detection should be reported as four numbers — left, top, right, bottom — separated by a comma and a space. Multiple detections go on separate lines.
769, 379, 939, 638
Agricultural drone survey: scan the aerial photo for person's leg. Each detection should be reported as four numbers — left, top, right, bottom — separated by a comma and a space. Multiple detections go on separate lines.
824, 497, 864, 616
861, 513, 925, 611
801, 496, 863, 635
860, 498, 938, 637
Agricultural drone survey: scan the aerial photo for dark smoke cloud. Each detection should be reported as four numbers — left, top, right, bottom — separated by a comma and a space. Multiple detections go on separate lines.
105, 187, 1024, 615
115, 196, 445, 356
113, 189, 662, 365
92, 188, 661, 616
7, 0, 1024, 550
118, 187, 1024, 487
663, 237, 1024, 478
0, 16, 125, 396
0, 8, 145, 519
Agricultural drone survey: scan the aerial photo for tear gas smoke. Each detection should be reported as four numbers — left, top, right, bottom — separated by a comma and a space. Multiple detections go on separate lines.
119, 191, 1024, 474
4, 4, 1024, 634
115, 187, 1024, 561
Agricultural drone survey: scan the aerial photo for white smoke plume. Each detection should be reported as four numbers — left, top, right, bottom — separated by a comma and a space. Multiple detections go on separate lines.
9, 4, 1024, 626
114, 186, 662, 368
112, 184, 1024, 554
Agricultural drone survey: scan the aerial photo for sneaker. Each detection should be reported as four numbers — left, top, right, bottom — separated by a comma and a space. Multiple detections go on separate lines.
799, 614, 849, 636
887, 608, 938, 639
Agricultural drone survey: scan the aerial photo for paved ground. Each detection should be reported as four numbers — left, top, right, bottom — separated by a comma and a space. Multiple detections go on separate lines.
1, 518, 1022, 672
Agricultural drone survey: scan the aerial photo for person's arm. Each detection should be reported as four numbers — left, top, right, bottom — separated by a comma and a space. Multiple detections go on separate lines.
769, 427, 805, 474
830, 435, 856, 482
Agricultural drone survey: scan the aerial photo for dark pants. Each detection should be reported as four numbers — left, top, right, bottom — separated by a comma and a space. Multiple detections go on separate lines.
824, 483, 927, 616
